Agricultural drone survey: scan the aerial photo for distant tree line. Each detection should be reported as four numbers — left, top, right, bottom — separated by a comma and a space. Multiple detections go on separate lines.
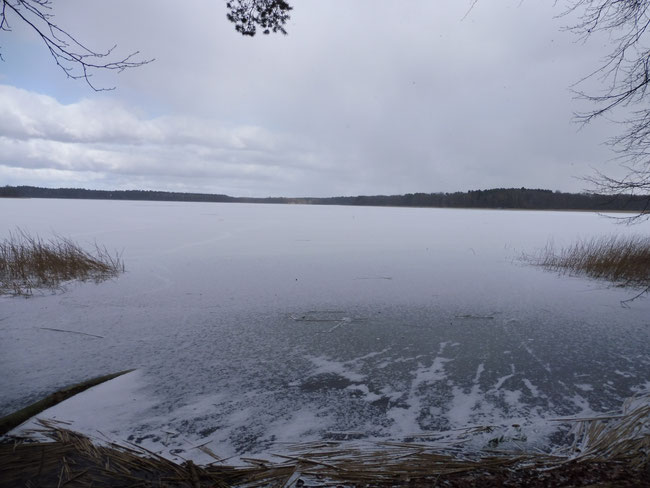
313, 188, 649, 211
1, 185, 648, 212
0, 186, 238, 203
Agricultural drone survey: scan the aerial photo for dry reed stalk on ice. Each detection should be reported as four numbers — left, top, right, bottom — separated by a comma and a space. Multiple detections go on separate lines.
0, 229, 124, 296
1, 394, 647, 487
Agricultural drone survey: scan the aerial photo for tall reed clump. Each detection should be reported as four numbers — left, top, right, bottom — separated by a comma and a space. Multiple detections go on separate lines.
0, 230, 124, 296
527, 235, 650, 288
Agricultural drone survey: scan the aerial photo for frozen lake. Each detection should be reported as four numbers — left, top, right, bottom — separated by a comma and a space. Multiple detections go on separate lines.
1, 199, 648, 461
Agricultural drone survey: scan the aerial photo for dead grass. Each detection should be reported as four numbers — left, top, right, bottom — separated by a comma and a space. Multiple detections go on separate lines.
526, 235, 650, 288
1, 394, 647, 487
0, 229, 124, 296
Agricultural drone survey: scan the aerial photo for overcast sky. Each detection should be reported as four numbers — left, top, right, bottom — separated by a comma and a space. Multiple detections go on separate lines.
0, 0, 627, 197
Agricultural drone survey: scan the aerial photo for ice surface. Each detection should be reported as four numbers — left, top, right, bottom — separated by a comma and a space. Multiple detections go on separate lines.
1, 199, 649, 460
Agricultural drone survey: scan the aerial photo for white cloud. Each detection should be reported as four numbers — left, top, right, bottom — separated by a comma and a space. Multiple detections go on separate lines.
0, 85, 332, 195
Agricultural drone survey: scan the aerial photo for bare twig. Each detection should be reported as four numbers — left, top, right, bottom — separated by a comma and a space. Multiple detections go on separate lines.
561, 1, 650, 216
39, 327, 104, 339
0, 0, 152, 90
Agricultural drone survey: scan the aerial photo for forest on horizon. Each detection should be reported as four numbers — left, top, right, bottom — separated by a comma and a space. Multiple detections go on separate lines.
2, 185, 648, 212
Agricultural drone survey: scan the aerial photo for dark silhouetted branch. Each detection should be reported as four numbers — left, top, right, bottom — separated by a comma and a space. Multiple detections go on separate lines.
0, 0, 152, 90
226, 0, 292, 36
563, 1, 650, 219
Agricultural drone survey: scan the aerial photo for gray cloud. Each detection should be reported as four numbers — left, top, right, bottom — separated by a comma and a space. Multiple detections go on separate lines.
0, 0, 627, 196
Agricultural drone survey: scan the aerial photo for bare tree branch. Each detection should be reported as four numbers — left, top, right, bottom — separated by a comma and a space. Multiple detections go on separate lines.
562, 1, 650, 220
0, 0, 152, 90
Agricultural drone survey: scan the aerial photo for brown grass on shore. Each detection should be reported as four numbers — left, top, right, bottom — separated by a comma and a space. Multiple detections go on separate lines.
1, 394, 648, 487
0, 229, 124, 296
527, 235, 650, 288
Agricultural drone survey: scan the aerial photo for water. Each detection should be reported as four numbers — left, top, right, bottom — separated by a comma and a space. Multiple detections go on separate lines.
1, 199, 648, 460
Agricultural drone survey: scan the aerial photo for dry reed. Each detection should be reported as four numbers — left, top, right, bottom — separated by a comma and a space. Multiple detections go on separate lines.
526, 235, 650, 288
2, 394, 647, 487
0, 229, 124, 296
